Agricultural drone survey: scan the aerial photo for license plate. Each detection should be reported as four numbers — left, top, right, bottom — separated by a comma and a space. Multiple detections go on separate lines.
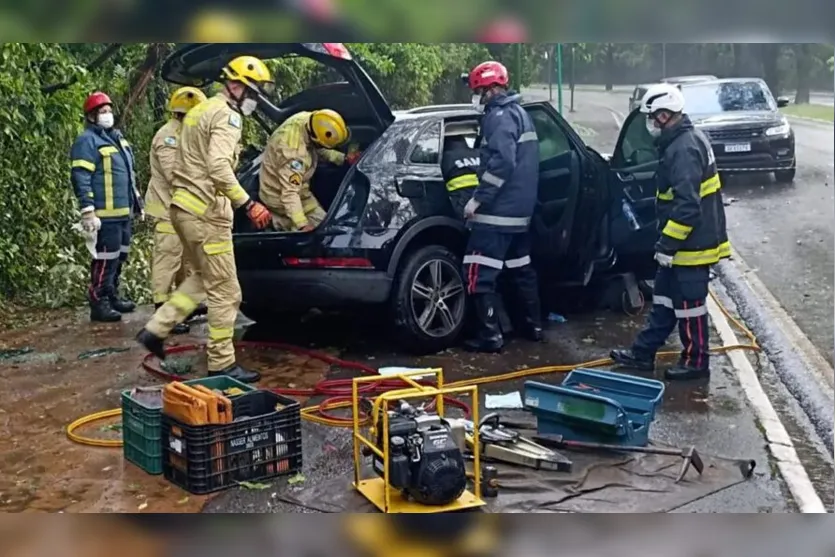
724, 143, 751, 153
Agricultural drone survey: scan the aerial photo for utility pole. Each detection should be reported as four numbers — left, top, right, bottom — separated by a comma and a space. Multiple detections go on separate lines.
556, 43, 563, 114
548, 44, 554, 101
570, 43, 576, 112
661, 43, 667, 78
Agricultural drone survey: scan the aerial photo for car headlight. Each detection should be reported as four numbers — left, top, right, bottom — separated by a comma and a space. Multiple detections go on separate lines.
765, 121, 791, 136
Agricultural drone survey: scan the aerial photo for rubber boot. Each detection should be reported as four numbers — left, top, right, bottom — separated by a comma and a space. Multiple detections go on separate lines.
154, 303, 190, 335
520, 295, 546, 343
90, 299, 122, 323
209, 363, 261, 384
110, 296, 136, 314
463, 294, 503, 354
610, 348, 655, 372
136, 328, 166, 361
187, 302, 208, 322
664, 363, 710, 381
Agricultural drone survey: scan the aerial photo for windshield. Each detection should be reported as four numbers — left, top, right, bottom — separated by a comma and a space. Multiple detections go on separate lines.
682, 81, 776, 116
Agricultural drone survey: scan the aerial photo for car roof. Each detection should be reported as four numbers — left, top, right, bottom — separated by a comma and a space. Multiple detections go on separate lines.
678, 77, 767, 87
393, 104, 481, 121
662, 75, 717, 83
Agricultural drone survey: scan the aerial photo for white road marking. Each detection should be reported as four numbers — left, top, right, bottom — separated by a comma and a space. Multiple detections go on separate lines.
707, 292, 827, 513
610, 110, 623, 129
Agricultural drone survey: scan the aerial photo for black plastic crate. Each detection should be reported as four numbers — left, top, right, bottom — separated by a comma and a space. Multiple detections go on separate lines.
161, 390, 302, 495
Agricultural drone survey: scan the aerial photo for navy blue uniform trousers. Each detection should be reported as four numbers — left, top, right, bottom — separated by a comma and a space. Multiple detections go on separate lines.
463, 230, 538, 298
632, 265, 711, 370
89, 220, 132, 302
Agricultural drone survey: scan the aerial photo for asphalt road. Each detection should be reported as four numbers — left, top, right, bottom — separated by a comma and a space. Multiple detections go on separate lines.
564, 84, 835, 107
526, 86, 835, 368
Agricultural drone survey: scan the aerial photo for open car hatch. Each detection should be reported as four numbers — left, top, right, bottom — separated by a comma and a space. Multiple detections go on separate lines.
161, 42, 394, 129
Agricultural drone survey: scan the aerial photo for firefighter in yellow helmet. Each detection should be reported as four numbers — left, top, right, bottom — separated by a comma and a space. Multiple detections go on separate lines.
136, 56, 274, 384
144, 86, 208, 335
259, 109, 361, 231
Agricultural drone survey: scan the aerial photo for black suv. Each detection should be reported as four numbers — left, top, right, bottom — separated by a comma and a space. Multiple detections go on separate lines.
162, 43, 666, 353
677, 78, 796, 183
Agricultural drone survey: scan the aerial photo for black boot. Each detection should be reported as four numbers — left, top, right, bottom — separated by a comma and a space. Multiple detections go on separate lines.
136, 328, 166, 361
665, 363, 710, 381
610, 348, 655, 372
154, 303, 190, 335
209, 363, 261, 384
187, 303, 208, 321
463, 294, 504, 354
90, 299, 122, 323
110, 296, 136, 313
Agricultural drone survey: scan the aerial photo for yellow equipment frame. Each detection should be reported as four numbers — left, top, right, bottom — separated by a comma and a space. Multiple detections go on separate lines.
351, 368, 486, 513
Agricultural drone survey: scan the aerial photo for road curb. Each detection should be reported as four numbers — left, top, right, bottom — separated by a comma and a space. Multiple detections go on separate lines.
784, 114, 834, 126
714, 254, 834, 456
706, 294, 827, 513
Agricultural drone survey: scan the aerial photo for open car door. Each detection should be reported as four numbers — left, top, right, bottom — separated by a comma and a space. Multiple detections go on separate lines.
607, 109, 661, 280
161, 43, 394, 130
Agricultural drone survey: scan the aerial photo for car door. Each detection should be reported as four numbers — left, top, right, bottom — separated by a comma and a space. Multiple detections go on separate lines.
607, 109, 661, 279
521, 102, 584, 278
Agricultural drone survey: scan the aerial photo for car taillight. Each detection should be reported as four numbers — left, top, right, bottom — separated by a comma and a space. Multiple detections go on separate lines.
322, 43, 352, 60
283, 257, 372, 269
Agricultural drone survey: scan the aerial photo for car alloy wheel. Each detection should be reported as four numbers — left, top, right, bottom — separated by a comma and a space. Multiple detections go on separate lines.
409, 258, 466, 338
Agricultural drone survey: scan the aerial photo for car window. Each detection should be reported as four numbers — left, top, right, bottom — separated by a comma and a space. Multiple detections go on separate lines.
527, 108, 571, 162
409, 123, 442, 164
616, 112, 657, 167
681, 80, 776, 117
633, 87, 646, 101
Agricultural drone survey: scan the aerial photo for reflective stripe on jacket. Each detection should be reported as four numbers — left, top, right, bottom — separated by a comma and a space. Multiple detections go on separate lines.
170, 94, 251, 227
441, 144, 480, 192
655, 115, 731, 266
70, 125, 139, 220
144, 119, 182, 220
470, 92, 539, 233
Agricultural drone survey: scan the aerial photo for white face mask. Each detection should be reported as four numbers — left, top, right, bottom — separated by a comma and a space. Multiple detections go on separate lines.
97, 113, 114, 129
240, 98, 258, 116
645, 118, 661, 138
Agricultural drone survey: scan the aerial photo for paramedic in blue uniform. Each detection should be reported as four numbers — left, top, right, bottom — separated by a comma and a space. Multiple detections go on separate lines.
610, 83, 731, 381
440, 129, 480, 218
461, 61, 544, 353
70, 92, 143, 322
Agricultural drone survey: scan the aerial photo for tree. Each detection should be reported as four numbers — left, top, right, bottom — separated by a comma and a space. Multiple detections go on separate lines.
793, 44, 813, 104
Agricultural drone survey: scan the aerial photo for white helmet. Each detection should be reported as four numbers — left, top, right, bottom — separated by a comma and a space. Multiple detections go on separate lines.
640, 83, 685, 115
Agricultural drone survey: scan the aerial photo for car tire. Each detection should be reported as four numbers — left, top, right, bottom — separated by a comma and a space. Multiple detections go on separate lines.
391, 245, 467, 354
774, 168, 796, 183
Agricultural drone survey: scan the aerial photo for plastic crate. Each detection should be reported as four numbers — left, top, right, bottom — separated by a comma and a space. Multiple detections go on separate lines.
524, 370, 664, 447
121, 376, 256, 476
122, 387, 164, 475
161, 390, 303, 495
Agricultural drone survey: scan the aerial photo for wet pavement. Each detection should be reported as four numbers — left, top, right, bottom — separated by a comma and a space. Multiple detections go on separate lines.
0, 299, 817, 513
534, 86, 835, 367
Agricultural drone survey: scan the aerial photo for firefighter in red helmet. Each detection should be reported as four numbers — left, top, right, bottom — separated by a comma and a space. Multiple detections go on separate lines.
70, 92, 143, 322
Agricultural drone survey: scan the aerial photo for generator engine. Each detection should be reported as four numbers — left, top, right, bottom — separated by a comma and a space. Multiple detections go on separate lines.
371, 400, 467, 506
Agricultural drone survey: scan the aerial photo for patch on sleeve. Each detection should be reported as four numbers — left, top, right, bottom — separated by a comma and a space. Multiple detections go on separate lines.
163, 136, 177, 146
288, 173, 302, 186
289, 159, 305, 171
228, 112, 242, 129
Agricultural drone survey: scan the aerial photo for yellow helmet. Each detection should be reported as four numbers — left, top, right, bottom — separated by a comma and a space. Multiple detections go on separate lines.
167, 86, 207, 114
221, 55, 274, 95
309, 109, 349, 149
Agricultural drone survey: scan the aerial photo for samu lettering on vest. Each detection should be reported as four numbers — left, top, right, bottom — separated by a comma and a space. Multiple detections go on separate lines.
455, 157, 480, 168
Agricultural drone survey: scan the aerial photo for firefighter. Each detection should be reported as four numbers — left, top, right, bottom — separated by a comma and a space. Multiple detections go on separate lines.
610, 82, 731, 381
135, 56, 274, 384
440, 129, 479, 218
259, 109, 360, 232
144, 86, 208, 335
70, 92, 143, 323
461, 61, 544, 353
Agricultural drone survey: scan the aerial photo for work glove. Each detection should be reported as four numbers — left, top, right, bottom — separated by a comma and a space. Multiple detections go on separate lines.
345, 150, 362, 165
463, 197, 481, 220
80, 207, 101, 233
654, 252, 674, 268
246, 201, 272, 230
299, 223, 315, 232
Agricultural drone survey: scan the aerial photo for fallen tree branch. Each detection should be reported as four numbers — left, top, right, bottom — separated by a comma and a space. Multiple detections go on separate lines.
41, 43, 123, 95
119, 43, 172, 128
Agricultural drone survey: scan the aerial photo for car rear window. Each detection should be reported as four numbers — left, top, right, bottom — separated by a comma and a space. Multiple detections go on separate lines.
633, 87, 647, 100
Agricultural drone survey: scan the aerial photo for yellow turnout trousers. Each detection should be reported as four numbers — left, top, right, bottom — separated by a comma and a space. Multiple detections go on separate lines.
151, 219, 193, 305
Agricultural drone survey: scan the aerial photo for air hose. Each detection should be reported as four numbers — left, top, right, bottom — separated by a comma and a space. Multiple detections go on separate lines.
67, 291, 759, 446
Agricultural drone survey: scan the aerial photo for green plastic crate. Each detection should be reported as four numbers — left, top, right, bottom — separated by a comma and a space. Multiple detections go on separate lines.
121, 376, 256, 475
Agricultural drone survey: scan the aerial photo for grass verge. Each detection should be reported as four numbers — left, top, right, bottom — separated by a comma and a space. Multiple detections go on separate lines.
781, 103, 834, 122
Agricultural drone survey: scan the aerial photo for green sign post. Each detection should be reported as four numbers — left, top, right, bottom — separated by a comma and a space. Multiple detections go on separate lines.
556, 43, 563, 113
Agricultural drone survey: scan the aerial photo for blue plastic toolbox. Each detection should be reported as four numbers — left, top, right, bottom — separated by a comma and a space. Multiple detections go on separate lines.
523, 369, 665, 447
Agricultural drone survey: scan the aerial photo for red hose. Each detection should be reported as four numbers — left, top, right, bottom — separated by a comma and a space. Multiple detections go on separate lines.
141, 340, 472, 425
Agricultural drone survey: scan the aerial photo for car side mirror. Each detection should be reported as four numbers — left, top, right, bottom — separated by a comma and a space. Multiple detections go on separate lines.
776, 96, 790, 107
396, 178, 427, 198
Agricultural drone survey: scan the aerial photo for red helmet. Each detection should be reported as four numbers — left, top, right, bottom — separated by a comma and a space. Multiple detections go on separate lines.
83, 91, 112, 114
468, 61, 509, 92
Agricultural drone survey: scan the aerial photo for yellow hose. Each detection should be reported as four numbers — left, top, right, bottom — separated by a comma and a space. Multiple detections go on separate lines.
66, 408, 123, 448
67, 291, 760, 444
